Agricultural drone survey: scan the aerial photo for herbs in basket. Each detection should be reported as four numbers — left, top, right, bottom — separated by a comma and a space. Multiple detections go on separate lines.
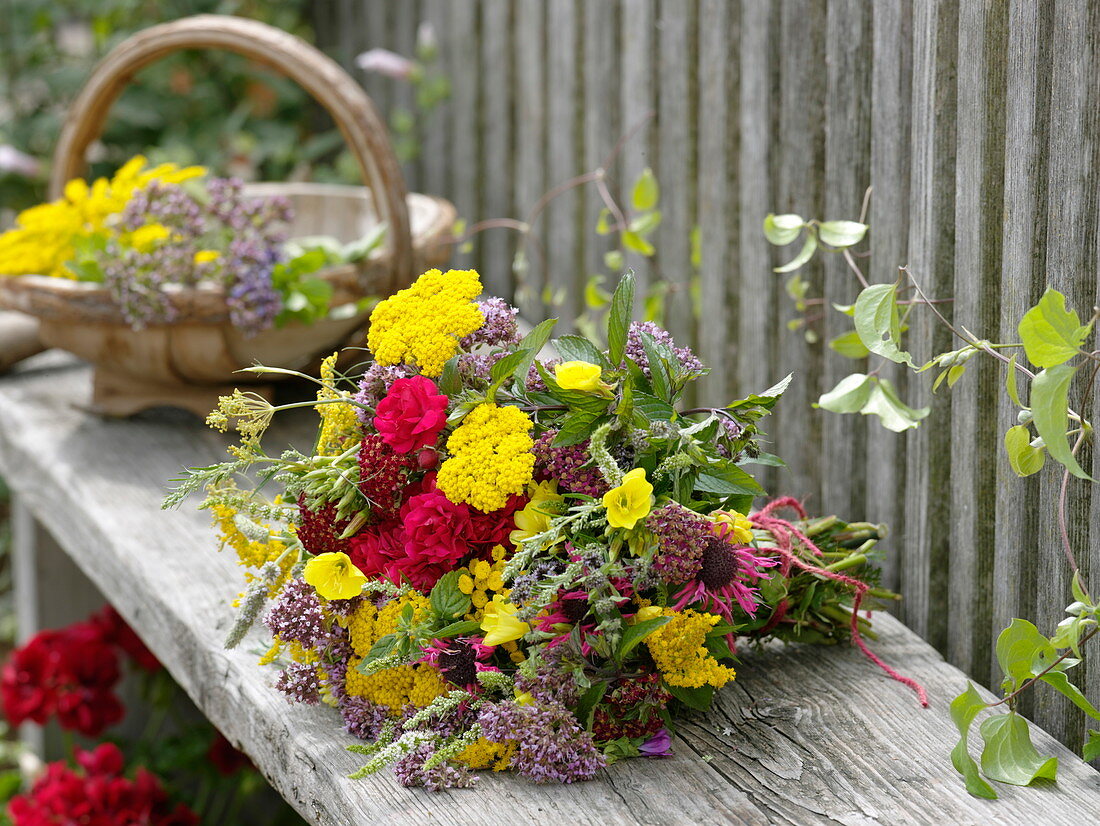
167, 268, 924, 788
0, 155, 385, 336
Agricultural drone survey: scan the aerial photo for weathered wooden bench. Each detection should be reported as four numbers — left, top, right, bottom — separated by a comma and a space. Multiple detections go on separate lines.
2, 353, 1100, 825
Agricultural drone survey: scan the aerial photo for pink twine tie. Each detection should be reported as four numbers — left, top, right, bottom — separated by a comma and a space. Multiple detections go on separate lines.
751, 497, 929, 707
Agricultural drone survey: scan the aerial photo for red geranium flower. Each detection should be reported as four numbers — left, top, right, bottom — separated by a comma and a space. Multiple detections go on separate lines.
372, 376, 449, 454
9, 743, 198, 826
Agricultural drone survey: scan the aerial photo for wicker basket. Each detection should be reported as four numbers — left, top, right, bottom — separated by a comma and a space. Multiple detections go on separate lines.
0, 15, 455, 415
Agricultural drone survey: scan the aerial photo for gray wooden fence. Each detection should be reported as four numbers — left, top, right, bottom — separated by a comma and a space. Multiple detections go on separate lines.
314, 0, 1100, 751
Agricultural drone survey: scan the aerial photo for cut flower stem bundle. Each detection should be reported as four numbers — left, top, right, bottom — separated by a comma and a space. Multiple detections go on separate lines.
168, 268, 920, 788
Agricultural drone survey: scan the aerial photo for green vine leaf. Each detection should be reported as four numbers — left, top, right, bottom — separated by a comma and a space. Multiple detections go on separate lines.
1006, 354, 1024, 408
816, 374, 875, 414
763, 213, 804, 246
1030, 363, 1092, 480
1084, 730, 1100, 762
950, 683, 998, 799
607, 271, 636, 366
828, 331, 871, 359
1004, 425, 1046, 477
1018, 287, 1092, 369
773, 229, 818, 273
818, 220, 867, 248
861, 379, 929, 432
979, 712, 1058, 787
1038, 670, 1100, 721
632, 167, 659, 211
853, 283, 914, 366
995, 619, 1056, 685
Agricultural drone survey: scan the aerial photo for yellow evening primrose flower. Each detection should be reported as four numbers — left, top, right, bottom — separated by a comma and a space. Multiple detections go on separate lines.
194, 249, 220, 264
712, 510, 754, 544
304, 552, 367, 600
634, 605, 664, 623
555, 360, 604, 392
508, 480, 565, 546
602, 468, 654, 529
480, 595, 530, 646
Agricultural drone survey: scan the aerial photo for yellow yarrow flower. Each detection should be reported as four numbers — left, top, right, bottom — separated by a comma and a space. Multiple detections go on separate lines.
480, 595, 530, 646
554, 361, 605, 393
315, 353, 359, 456
457, 737, 516, 771
303, 552, 367, 600
602, 468, 654, 529
0, 156, 204, 279
366, 268, 484, 376
211, 503, 293, 598
345, 594, 448, 711
712, 510, 754, 544
437, 403, 535, 512
645, 609, 735, 689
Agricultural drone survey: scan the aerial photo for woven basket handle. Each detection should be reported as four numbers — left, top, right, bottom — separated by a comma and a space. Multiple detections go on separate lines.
48, 14, 413, 292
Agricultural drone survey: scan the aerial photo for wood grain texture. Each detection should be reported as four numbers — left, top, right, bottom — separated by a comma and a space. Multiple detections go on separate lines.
947, 0, 1005, 680
3, 357, 1100, 824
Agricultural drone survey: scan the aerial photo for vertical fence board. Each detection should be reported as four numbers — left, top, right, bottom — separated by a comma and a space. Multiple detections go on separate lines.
655, 0, 697, 359
735, 0, 778, 413
773, 0, 826, 502
447, 3, 480, 273
479, 0, 515, 300
993, 0, 1050, 700
901, 0, 957, 649
512, 1, 546, 319
418, 0, 451, 204
697, 0, 735, 405
1033, 0, 1097, 744
545, 0, 581, 327
947, 0, 1006, 677
821, 0, 871, 519
619, 0, 657, 295
581, 0, 617, 314
867, 0, 912, 595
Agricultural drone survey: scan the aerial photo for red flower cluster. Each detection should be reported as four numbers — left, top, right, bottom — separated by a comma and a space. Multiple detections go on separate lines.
206, 732, 253, 776
1, 607, 160, 737
9, 743, 197, 826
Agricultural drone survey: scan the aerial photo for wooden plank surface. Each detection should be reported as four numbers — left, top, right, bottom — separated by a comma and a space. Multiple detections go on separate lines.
1, 356, 1099, 825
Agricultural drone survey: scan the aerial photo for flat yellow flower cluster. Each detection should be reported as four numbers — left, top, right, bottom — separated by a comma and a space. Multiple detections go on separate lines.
645, 609, 736, 689
315, 353, 359, 456
211, 504, 293, 600
345, 593, 448, 711
437, 404, 535, 512
456, 737, 516, 771
366, 268, 484, 376
0, 156, 204, 278
457, 546, 525, 664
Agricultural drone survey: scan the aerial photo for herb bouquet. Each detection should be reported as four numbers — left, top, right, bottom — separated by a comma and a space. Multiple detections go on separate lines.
171, 268, 922, 789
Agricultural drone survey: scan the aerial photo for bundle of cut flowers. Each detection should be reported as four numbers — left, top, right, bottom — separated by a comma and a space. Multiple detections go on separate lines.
0, 155, 384, 334
169, 268, 924, 789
